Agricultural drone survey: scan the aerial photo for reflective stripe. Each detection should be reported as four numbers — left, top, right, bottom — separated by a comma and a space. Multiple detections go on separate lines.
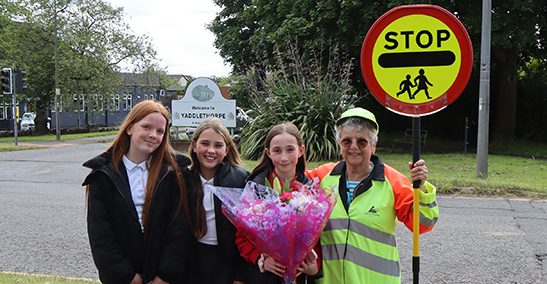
324, 218, 348, 231
410, 205, 439, 227
323, 243, 400, 277
325, 218, 396, 247
421, 200, 437, 208
322, 243, 346, 262
421, 214, 438, 227
349, 219, 396, 247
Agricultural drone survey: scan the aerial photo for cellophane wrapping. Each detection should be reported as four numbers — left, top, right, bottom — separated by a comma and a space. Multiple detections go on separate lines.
208, 179, 336, 283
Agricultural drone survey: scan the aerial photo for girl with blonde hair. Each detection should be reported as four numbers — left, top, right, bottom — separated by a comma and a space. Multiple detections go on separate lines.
185, 117, 249, 284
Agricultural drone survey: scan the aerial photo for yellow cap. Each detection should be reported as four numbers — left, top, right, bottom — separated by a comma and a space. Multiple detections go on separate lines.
336, 107, 379, 133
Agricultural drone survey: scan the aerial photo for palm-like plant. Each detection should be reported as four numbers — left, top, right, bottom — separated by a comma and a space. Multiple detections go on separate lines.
239, 45, 357, 161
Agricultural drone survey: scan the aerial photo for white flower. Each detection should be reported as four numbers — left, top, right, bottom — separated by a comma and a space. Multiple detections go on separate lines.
253, 204, 264, 213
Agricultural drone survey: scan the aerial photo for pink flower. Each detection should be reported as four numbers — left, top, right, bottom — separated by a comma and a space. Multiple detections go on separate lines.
280, 191, 293, 203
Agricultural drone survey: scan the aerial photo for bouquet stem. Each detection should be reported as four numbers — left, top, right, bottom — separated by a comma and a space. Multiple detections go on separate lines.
283, 274, 295, 284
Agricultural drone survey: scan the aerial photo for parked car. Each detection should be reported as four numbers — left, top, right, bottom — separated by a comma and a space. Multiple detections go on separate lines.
20, 112, 36, 131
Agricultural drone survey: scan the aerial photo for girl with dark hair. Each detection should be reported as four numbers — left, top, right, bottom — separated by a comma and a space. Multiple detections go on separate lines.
185, 117, 249, 284
236, 122, 320, 284
83, 100, 191, 284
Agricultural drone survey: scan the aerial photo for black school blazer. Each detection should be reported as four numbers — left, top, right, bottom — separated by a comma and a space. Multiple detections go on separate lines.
185, 161, 250, 282
83, 151, 191, 284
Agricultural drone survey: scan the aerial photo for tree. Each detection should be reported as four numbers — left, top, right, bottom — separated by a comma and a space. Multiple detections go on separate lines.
210, 0, 547, 141
208, 0, 259, 74
448, 0, 546, 141
0, 0, 160, 133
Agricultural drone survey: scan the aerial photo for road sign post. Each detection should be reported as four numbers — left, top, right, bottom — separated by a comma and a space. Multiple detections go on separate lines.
361, 5, 473, 283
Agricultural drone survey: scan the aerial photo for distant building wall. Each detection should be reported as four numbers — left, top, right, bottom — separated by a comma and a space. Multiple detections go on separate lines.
1, 85, 165, 131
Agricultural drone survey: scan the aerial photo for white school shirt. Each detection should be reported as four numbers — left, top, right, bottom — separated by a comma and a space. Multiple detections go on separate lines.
122, 155, 148, 232
199, 175, 218, 245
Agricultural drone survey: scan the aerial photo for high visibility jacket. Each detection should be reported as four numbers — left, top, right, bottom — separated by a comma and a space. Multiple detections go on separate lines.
309, 158, 438, 284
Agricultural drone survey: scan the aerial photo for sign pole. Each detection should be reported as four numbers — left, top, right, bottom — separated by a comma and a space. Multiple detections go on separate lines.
412, 116, 421, 284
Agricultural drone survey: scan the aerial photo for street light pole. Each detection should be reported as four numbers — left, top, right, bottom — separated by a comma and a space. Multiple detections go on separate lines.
54, 0, 61, 141
476, 0, 491, 178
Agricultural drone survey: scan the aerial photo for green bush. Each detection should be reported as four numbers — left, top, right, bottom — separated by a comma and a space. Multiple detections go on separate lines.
239, 46, 357, 161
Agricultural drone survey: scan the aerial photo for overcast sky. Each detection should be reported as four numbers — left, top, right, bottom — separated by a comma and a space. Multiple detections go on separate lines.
106, 0, 232, 77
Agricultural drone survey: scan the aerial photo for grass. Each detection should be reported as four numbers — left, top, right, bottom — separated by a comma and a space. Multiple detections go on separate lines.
377, 151, 547, 198
0, 131, 118, 143
0, 144, 46, 152
489, 139, 547, 158
0, 272, 97, 284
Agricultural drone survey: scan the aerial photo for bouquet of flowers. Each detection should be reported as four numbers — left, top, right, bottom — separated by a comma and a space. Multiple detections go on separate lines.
208, 178, 336, 284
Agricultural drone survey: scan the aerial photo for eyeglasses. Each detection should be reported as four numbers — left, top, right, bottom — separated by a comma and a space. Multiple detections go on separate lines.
340, 137, 369, 148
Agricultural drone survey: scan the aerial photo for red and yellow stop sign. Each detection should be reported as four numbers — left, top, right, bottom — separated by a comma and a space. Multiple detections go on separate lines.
361, 5, 473, 116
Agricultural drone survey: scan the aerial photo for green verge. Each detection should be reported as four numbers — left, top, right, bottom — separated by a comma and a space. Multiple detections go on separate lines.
243, 151, 547, 199
0, 272, 98, 283
0, 131, 118, 143
378, 152, 547, 198
0, 144, 46, 152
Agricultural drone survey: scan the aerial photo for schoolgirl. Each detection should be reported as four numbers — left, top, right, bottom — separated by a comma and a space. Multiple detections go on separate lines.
185, 117, 249, 284
83, 100, 191, 284
235, 122, 321, 284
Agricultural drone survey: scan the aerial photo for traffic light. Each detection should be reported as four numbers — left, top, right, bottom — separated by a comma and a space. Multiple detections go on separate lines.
15, 68, 27, 93
1, 67, 13, 95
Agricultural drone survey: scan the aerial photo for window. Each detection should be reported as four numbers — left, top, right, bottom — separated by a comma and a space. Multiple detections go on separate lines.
122, 94, 132, 110
121, 94, 127, 110
72, 94, 78, 112
144, 93, 155, 101
72, 94, 85, 112
79, 94, 85, 111
93, 94, 104, 111
111, 94, 120, 111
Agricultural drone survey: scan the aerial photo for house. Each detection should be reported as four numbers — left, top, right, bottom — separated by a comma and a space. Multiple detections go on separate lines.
165, 74, 194, 95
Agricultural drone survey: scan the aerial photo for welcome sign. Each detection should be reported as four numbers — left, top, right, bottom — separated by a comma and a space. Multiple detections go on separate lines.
171, 77, 236, 127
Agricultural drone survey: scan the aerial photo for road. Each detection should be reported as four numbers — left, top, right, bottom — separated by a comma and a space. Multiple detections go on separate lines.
0, 140, 545, 283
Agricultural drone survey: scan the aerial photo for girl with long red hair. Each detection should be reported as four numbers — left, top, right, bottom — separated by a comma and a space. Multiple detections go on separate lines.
83, 100, 191, 284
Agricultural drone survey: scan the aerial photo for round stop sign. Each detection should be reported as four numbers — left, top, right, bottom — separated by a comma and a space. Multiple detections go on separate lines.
361, 5, 473, 116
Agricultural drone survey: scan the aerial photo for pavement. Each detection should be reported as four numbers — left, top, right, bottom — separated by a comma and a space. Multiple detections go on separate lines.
0, 139, 546, 283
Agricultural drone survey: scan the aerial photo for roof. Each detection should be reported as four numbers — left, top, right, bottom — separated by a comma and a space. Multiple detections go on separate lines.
166, 74, 194, 91
118, 72, 160, 86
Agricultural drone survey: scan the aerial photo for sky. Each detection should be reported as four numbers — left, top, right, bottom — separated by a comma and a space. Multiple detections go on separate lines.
106, 0, 232, 77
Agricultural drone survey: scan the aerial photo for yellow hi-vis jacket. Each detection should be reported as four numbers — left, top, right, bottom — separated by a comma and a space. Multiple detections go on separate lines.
308, 158, 438, 284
